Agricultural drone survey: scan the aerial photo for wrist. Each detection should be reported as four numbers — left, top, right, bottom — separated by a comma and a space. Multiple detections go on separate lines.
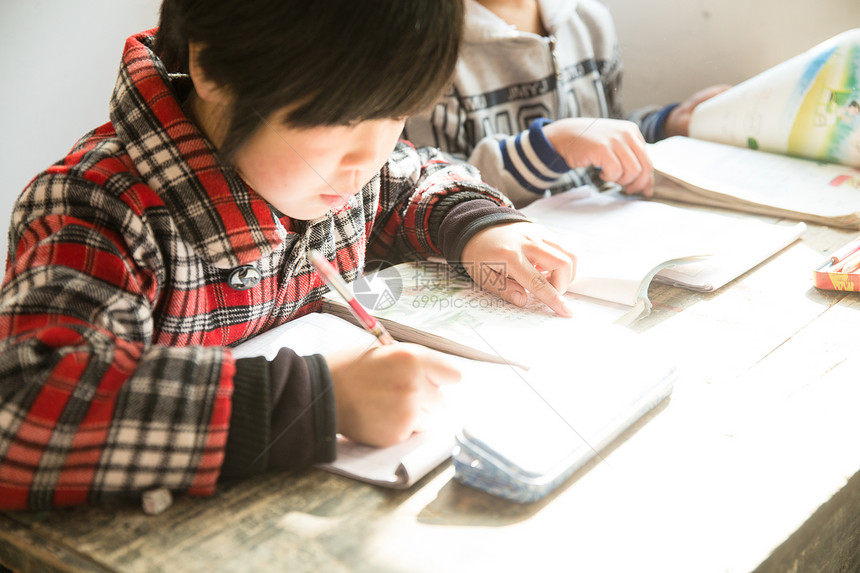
500, 118, 570, 194
658, 103, 682, 138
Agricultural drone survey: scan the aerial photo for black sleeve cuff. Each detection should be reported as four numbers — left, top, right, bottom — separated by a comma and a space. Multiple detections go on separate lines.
266, 349, 337, 470
437, 199, 529, 262
305, 354, 337, 463
221, 355, 271, 480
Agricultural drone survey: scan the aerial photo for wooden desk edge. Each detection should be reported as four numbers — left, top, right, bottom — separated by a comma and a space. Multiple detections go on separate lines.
754, 468, 860, 572
0, 513, 113, 573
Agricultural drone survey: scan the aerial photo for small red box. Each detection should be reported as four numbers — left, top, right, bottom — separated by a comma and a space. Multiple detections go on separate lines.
814, 237, 860, 291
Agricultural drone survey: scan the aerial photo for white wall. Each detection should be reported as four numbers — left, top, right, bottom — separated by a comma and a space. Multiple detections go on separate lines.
604, 0, 860, 110
0, 0, 858, 261
0, 0, 160, 260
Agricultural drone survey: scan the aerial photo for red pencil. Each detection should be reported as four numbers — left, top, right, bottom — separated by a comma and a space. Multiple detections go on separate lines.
308, 249, 396, 345
829, 237, 860, 265
832, 248, 860, 273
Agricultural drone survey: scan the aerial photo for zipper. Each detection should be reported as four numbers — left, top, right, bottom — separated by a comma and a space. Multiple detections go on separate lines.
547, 35, 564, 119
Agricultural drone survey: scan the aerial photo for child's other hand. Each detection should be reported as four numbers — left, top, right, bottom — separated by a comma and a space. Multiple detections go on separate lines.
326, 343, 461, 447
460, 221, 576, 317
543, 117, 653, 197
664, 84, 732, 138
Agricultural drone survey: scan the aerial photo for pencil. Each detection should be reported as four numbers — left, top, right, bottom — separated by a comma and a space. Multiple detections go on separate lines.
838, 251, 860, 274
308, 249, 396, 345
832, 249, 860, 273
829, 238, 860, 264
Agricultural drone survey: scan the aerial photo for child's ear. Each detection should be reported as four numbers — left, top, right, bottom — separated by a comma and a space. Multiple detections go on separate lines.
188, 42, 227, 103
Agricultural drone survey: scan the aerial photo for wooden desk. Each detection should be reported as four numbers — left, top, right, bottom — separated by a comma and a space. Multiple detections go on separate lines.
2, 223, 859, 573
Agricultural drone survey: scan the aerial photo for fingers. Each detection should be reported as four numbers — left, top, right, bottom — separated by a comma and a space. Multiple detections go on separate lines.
623, 140, 654, 197
394, 347, 459, 437
506, 258, 573, 318
590, 125, 653, 196
329, 342, 463, 447
459, 222, 578, 317
472, 241, 575, 318
377, 343, 461, 388
479, 271, 528, 307
524, 238, 576, 296
685, 84, 732, 107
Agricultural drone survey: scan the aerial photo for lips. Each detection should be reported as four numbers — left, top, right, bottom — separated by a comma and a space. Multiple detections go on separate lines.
320, 193, 350, 208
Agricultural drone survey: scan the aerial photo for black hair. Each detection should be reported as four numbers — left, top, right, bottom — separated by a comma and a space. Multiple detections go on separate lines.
155, 0, 464, 159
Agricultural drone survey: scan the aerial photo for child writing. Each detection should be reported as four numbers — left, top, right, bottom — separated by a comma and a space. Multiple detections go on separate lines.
403, 0, 730, 206
0, 0, 576, 510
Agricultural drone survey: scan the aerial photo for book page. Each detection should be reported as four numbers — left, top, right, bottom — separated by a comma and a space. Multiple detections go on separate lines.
320, 357, 552, 488
689, 29, 860, 167
650, 136, 860, 220
653, 220, 805, 291
317, 428, 457, 489
521, 186, 804, 294
325, 331, 678, 492
324, 261, 645, 370
521, 188, 713, 303
232, 312, 377, 359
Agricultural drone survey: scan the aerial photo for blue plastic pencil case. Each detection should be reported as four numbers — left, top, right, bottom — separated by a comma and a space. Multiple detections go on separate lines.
451, 356, 676, 504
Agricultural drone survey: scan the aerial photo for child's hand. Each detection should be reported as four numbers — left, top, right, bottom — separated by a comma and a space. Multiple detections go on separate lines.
664, 84, 732, 138
326, 343, 461, 447
543, 117, 653, 196
460, 221, 576, 317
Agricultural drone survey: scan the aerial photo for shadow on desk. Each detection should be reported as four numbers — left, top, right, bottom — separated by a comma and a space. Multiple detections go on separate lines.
416, 396, 672, 527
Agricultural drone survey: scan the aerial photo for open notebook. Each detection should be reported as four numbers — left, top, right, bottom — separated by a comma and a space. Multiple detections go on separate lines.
325, 187, 804, 358
520, 187, 806, 307
650, 137, 860, 228
232, 313, 450, 488
233, 312, 676, 494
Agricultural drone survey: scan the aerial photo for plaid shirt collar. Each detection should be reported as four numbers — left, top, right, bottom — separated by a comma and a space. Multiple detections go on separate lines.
109, 30, 285, 270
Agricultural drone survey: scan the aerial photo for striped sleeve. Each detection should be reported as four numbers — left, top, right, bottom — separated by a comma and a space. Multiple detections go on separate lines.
630, 103, 680, 144
499, 118, 571, 195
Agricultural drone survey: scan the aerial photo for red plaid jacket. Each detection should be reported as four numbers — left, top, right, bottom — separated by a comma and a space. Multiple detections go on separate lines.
0, 30, 519, 510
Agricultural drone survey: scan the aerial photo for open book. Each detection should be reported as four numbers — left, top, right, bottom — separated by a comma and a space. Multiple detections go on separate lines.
233, 313, 457, 488
520, 188, 806, 301
650, 29, 860, 227
322, 188, 804, 355
233, 312, 676, 493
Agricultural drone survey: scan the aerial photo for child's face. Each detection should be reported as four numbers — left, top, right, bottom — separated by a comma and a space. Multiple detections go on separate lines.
233, 115, 406, 220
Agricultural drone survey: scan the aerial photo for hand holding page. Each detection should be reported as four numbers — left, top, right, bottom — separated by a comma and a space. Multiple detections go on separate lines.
688, 29, 860, 167
650, 29, 860, 227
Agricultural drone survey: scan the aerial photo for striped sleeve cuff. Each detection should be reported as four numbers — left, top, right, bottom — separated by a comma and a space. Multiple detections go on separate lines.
639, 103, 679, 143
499, 118, 570, 195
